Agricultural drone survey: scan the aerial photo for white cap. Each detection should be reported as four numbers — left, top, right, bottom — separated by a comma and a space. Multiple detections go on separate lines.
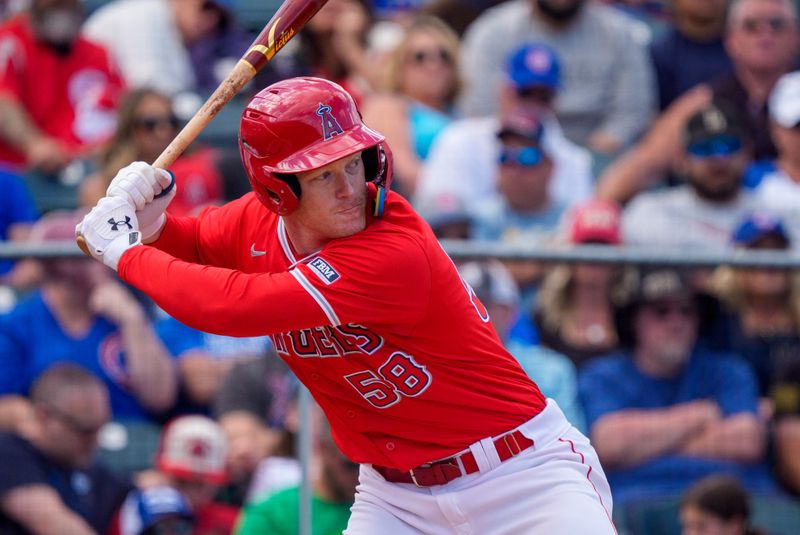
156, 415, 228, 484
769, 71, 800, 128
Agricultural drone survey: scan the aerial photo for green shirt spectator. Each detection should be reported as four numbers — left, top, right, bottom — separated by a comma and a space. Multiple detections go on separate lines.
236, 486, 352, 535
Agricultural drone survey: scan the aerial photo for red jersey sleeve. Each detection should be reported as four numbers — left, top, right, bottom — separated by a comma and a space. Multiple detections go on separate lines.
152, 195, 256, 267
118, 245, 329, 337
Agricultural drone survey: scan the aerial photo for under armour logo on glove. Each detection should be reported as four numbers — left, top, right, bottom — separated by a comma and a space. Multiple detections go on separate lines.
107, 216, 133, 231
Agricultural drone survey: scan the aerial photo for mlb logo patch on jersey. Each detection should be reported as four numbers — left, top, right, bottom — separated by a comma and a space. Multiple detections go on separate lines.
308, 257, 340, 284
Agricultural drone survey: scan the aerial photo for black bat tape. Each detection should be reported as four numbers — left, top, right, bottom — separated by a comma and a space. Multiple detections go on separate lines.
154, 171, 176, 199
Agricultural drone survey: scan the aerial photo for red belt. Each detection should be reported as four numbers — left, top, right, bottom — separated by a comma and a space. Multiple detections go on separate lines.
373, 429, 534, 487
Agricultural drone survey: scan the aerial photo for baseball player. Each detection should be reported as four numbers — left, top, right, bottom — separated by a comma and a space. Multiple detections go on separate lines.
77, 77, 615, 534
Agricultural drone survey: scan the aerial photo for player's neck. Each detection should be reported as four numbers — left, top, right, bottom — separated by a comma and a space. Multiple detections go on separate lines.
282, 219, 327, 258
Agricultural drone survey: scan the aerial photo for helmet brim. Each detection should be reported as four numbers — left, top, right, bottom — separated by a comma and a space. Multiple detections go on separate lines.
267, 124, 385, 174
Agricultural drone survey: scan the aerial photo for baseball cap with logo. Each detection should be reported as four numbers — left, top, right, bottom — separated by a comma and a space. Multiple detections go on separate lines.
118, 486, 194, 535
732, 213, 790, 248
685, 102, 749, 147
568, 199, 622, 245
156, 415, 228, 485
769, 71, 800, 128
507, 42, 560, 90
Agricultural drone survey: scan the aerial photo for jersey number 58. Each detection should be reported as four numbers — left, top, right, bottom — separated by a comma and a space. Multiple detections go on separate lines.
344, 352, 432, 408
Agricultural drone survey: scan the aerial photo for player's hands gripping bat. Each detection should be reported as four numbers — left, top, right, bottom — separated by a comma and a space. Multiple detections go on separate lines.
76, 0, 331, 256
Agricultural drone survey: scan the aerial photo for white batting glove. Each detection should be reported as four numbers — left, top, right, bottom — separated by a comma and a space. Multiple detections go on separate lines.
106, 161, 176, 242
76, 196, 142, 270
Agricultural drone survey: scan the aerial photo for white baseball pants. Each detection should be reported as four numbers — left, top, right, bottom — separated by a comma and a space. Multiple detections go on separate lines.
345, 399, 616, 535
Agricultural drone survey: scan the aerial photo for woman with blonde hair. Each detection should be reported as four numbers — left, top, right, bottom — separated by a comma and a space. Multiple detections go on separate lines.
527, 200, 626, 368
710, 214, 800, 395
361, 14, 461, 196
79, 88, 224, 216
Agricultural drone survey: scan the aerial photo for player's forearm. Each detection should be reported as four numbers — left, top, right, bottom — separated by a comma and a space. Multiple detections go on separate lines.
0, 98, 43, 152
118, 246, 327, 337
148, 213, 202, 263
679, 414, 765, 462
118, 316, 177, 413
591, 407, 707, 469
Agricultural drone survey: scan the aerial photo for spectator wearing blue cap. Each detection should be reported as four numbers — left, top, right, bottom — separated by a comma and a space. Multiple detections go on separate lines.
111, 486, 194, 535
459, 0, 656, 156
415, 41, 593, 228
709, 213, 800, 397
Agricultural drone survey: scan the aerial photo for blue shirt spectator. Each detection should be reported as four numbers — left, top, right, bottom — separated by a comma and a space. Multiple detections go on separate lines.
579, 267, 778, 506
580, 349, 778, 504
0, 293, 161, 421
0, 168, 38, 277
649, 0, 731, 109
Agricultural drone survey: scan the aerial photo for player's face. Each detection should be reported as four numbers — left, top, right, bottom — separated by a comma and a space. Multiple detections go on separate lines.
680, 504, 746, 535
674, 0, 728, 23
291, 153, 368, 251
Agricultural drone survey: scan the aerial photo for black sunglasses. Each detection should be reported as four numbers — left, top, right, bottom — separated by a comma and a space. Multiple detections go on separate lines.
135, 114, 180, 132
516, 86, 555, 105
645, 302, 697, 320
409, 48, 452, 66
741, 16, 792, 33
44, 403, 107, 437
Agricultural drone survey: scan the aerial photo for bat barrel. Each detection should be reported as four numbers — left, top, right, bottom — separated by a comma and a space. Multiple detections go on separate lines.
153, 0, 330, 169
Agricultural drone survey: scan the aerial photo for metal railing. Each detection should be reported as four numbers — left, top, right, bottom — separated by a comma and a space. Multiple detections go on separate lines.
4, 239, 800, 268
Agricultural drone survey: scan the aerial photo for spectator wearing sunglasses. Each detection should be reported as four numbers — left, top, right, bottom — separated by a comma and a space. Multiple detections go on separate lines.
598, 0, 800, 203
709, 213, 800, 398
622, 102, 763, 250
415, 42, 593, 223
578, 267, 779, 507
80, 88, 224, 217
0, 364, 133, 535
748, 71, 800, 244
361, 15, 461, 197
469, 110, 566, 303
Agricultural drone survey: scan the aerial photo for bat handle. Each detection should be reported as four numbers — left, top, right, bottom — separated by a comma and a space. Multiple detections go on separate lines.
155, 170, 176, 199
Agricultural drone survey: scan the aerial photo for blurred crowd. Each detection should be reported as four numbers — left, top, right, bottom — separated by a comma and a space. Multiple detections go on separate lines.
2, 0, 800, 534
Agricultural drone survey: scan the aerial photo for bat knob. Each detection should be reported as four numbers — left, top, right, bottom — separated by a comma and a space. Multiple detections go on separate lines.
75, 234, 93, 257
154, 171, 176, 199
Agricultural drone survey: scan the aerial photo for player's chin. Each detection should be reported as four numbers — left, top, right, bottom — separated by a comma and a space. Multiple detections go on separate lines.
331, 213, 367, 238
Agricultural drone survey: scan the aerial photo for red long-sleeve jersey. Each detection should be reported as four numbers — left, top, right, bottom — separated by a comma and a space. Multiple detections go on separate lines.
118, 191, 545, 470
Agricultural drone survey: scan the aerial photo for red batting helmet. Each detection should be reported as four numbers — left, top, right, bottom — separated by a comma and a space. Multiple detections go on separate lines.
239, 77, 393, 216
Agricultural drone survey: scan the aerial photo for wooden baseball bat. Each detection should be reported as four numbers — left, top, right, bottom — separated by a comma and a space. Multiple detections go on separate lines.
77, 0, 331, 256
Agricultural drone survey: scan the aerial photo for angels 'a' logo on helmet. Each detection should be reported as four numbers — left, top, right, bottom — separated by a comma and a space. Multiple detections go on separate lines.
316, 103, 345, 140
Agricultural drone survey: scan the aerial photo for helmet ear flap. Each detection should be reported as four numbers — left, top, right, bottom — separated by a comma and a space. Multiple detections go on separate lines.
362, 144, 392, 217
274, 173, 301, 201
